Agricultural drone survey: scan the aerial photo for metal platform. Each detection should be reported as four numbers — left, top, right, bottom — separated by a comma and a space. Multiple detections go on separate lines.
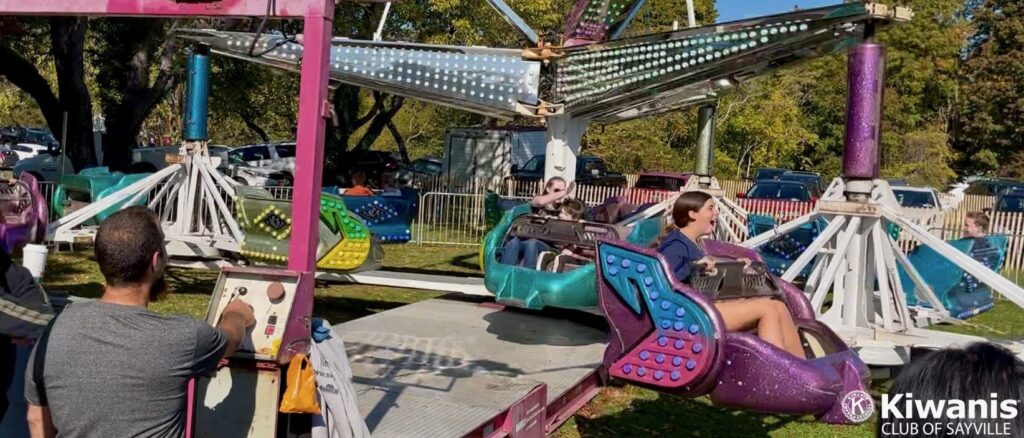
317, 270, 490, 296
335, 297, 607, 437
168, 257, 491, 297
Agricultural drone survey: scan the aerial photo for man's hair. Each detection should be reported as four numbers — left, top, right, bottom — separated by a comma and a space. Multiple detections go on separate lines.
966, 210, 990, 233
94, 206, 164, 286
877, 342, 1024, 438
560, 198, 585, 220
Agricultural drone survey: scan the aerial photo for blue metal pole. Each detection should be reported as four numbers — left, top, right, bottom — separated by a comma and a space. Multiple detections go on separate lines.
183, 46, 210, 141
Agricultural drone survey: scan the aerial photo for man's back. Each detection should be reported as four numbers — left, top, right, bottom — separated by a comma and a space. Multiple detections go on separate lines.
26, 301, 226, 438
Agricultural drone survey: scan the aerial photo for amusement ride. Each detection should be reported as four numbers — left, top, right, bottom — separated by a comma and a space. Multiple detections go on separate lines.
3, 0, 1024, 436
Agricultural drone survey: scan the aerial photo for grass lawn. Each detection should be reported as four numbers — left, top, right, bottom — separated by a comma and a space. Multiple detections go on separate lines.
39, 244, 1024, 438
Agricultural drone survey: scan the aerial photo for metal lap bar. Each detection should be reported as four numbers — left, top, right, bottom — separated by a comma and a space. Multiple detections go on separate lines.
556, 3, 892, 121
178, 30, 542, 119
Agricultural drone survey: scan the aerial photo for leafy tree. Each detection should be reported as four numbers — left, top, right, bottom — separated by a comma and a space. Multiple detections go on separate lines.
956, 0, 1024, 177
0, 18, 181, 171
90, 19, 181, 171
795, 0, 965, 187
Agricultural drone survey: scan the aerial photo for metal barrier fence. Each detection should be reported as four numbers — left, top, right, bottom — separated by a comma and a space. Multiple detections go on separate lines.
414, 192, 490, 245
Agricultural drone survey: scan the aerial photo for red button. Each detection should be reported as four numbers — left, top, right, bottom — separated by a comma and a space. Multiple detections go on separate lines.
265, 325, 275, 336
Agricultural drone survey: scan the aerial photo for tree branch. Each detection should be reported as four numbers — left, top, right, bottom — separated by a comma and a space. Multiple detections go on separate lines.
240, 109, 270, 142
386, 118, 409, 164
353, 91, 385, 127
0, 45, 61, 133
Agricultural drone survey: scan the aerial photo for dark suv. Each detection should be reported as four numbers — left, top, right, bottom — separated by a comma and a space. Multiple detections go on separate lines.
777, 170, 824, 193
996, 188, 1024, 213
511, 155, 626, 187
741, 180, 821, 202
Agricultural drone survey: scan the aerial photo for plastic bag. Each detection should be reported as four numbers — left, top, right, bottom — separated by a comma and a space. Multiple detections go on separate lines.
280, 353, 321, 414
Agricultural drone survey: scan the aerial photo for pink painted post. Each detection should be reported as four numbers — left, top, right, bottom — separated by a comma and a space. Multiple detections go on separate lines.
288, 14, 332, 272
282, 7, 334, 350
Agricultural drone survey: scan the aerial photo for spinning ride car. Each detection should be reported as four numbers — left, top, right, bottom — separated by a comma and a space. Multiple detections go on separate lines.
235, 186, 382, 272
323, 186, 418, 243
0, 173, 47, 253
900, 235, 1008, 320
597, 238, 870, 424
482, 202, 663, 310
52, 167, 151, 225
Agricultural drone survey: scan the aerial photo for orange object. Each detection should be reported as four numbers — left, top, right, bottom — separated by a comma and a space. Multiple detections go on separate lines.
344, 185, 375, 197
279, 353, 321, 414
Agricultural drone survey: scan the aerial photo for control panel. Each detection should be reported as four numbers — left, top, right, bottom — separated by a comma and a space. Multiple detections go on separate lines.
203, 267, 305, 362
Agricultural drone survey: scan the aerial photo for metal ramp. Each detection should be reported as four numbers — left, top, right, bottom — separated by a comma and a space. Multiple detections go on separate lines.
335, 297, 607, 437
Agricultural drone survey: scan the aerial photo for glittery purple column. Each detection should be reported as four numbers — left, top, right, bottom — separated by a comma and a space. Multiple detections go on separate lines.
842, 43, 885, 179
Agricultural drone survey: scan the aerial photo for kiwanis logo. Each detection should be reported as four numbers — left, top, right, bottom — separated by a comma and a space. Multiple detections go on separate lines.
842, 390, 875, 423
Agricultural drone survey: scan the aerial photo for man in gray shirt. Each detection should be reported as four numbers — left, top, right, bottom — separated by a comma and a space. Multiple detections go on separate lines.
24, 206, 255, 437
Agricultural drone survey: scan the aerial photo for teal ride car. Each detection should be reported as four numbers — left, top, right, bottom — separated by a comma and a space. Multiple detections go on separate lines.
482, 203, 663, 310
52, 167, 151, 224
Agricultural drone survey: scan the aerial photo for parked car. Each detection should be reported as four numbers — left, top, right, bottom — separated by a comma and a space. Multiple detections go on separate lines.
396, 157, 443, 186
778, 170, 824, 193
634, 172, 693, 191
0, 127, 58, 149
740, 180, 821, 202
623, 171, 694, 204
13, 151, 73, 182
753, 167, 788, 181
511, 155, 627, 187
995, 188, 1024, 213
965, 177, 1024, 197
0, 148, 18, 168
9, 143, 48, 161
892, 186, 941, 209
335, 150, 403, 187
227, 142, 296, 179
224, 154, 292, 186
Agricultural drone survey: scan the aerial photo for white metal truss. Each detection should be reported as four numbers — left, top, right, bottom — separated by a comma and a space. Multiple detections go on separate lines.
47, 142, 242, 257
743, 177, 1024, 365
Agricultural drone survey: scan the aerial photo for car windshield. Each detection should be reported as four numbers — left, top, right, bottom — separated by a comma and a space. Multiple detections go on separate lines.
779, 173, 820, 185
747, 183, 810, 201
416, 161, 442, 173
25, 131, 55, 145
998, 195, 1024, 213
755, 169, 787, 180
893, 189, 936, 208
580, 159, 606, 173
521, 155, 543, 172
635, 175, 681, 191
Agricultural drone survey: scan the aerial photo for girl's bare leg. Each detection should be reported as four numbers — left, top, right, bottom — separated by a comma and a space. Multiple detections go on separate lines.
771, 300, 807, 359
715, 298, 786, 353
715, 298, 805, 359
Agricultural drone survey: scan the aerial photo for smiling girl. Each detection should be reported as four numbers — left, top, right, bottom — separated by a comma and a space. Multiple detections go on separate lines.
659, 191, 806, 359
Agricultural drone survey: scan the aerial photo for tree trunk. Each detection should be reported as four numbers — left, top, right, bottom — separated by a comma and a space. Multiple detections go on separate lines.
100, 20, 180, 172
50, 17, 96, 171
386, 119, 410, 164
353, 95, 404, 152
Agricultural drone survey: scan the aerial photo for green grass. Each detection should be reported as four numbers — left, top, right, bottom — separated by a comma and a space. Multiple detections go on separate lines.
39, 244, 1024, 438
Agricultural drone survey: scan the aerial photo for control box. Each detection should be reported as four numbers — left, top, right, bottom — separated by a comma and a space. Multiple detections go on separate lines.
203, 267, 308, 363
